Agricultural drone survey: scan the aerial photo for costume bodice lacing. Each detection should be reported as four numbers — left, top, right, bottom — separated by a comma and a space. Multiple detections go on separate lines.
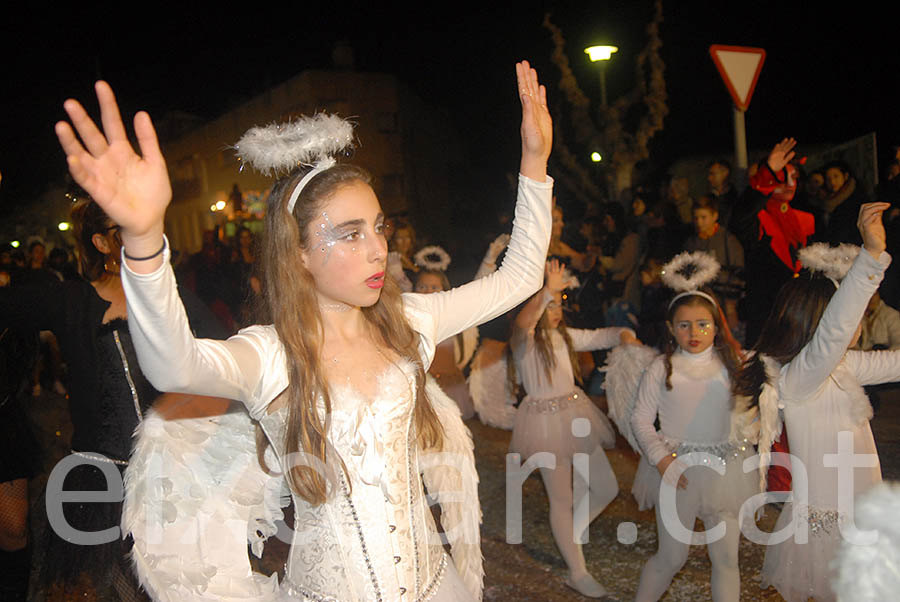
259, 358, 447, 602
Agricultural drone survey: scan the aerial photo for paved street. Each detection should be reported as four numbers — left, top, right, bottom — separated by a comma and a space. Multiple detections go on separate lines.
26, 387, 900, 601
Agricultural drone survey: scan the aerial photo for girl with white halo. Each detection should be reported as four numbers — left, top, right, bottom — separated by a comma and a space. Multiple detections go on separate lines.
607, 250, 756, 602
508, 258, 639, 598
54, 62, 553, 601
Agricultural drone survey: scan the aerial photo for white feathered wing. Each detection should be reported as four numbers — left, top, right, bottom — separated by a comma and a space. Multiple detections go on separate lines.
468, 341, 518, 430
123, 403, 290, 602
420, 376, 484, 601
602, 344, 660, 454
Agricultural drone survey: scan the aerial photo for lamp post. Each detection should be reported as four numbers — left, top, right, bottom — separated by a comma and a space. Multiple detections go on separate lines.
584, 45, 618, 107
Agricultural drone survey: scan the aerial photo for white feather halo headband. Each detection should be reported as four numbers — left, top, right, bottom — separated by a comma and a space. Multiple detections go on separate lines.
798, 242, 860, 283
661, 251, 721, 309
233, 114, 356, 213
414, 246, 452, 272
233, 114, 355, 177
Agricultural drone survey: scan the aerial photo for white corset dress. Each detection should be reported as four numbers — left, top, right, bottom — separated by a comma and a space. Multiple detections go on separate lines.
259, 359, 448, 602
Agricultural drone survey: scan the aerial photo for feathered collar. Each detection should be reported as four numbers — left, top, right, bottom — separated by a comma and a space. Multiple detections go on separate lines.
670, 347, 723, 381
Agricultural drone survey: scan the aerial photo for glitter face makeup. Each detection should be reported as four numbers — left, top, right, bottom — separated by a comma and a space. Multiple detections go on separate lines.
312, 210, 387, 266
301, 180, 388, 309
668, 304, 716, 354
314, 211, 340, 264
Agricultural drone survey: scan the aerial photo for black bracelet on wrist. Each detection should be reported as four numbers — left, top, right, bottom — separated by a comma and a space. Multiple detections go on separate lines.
124, 239, 166, 262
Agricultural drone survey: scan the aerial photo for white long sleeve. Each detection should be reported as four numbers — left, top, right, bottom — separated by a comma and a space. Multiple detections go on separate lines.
121, 173, 552, 418
568, 327, 634, 352
781, 250, 891, 402
631, 358, 670, 465
403, 174, 553, 364
842, 349, 900, 386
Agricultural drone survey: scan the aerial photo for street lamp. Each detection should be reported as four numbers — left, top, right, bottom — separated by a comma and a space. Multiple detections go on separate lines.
584, 45, 618, 107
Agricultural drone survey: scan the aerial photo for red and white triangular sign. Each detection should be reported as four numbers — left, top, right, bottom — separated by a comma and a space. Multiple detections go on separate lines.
709, 45, 766, 111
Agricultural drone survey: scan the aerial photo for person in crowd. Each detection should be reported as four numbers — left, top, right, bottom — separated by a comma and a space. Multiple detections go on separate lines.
1, 197, 225, 601
597, 203, 641, 327
685, 196, 744, 330
509, 260, 637, 598
549, 201, 596, 273
819, 160, 869, 245
412, 234, 510, 419
53, 61, 553, 601
47, 247, 79, 282
387, 219, 418, 291
636, 257, 669, 350
731, 138, 815, 347
665, 176, 694, 226
230, 225, 260, 325
180, 228, 237, 332
856, 290, 900, 351
738, 203, 898, 602
706, 159, 737, 228
0, 278, 41, 601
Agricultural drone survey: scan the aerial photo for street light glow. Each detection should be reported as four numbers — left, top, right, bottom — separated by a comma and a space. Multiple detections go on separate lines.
215, 200, 226, 211
210, 204, 218, 212
10, 240, 20, 248
58, 222, 71, 231
584, 45, 618, 62
591, 152, 602, 162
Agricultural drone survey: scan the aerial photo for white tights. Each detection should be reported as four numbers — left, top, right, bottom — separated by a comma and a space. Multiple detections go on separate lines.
538, 447, 618, 579
634, 493, 740, 602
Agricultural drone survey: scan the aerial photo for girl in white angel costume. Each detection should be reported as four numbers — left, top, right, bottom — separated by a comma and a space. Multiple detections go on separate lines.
508, 259, 638, 598
53, 62, 554, 601
606, 251, 757, 602
738, 202, 898, 602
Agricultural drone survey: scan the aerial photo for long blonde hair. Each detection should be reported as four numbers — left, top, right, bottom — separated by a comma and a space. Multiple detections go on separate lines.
257, 164, 443, 505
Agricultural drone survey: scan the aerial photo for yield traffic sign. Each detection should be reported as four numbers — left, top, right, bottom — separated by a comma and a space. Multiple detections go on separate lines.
709, 45, 766, 112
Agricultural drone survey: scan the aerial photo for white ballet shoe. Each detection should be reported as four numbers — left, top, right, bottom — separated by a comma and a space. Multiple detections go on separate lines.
564, 573, 608, 598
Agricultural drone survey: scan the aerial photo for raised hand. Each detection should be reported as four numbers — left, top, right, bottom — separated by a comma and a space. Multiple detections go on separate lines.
766, 137, 797, 173
858, 201, 891, 258
544, 259, 566, 293
486, 233, 511, 262
516, 60, 552, 181
55, 81, 170, 264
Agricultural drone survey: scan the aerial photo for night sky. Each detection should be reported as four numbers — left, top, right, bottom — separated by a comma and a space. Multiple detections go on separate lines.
3, 1, 898, 211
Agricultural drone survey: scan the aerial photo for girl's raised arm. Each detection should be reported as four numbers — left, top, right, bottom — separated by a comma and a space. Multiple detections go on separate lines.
404, 61, 553, 350
513, 259, 565, 335
55, 82, 169, 272
782, 202, 891, 399
55, 83, 276, 414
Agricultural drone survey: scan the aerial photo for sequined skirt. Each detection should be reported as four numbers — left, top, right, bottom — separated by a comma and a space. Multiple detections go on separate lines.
761, 501, 849, 602
631, 439, 759, 517
509, 388, 616, 463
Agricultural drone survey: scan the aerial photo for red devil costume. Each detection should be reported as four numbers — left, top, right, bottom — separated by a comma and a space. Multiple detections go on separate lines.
734, 161, 815, 497
733, 161, 815, 345
749, 162, 816, 273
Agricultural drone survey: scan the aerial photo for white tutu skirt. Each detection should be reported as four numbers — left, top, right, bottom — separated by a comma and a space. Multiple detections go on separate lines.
631, 443, 759, 517
509, 388, 616, 463
761, 501, 844, 602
